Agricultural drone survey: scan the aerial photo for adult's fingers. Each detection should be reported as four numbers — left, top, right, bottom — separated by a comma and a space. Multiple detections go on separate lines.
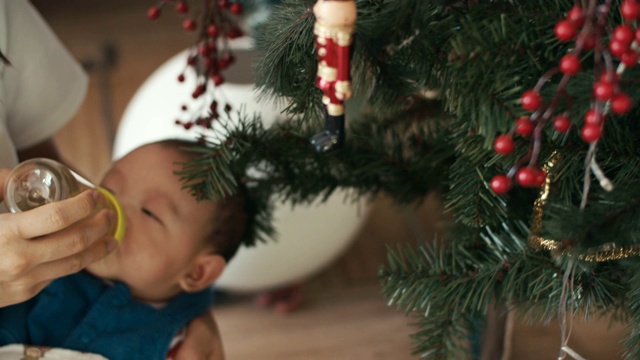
8, 189, 102, 239
0, 209, 116, 282
0, 277, 50, 308
0, 232, 117, 307
174, 311, 226, 360
0, 229, 115, 306
18, 234, 118, 286
25, 208, 116, 265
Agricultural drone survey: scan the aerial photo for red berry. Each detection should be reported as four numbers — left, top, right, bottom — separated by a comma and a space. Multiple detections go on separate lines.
212, 74, 225, 86
490, 175, 512, 194
553, 115, 571, 133
218, 0, 230, 8
621, 49, 639, 67
584, 109, 603, 124
227, 28, 243, 39
230, 3, 243, 14
207, 25, 219, 37
581, 33, 596, 50
621, 0, 640, 21
521, 90, 542, 111
192, 84, 206, 99
599, 71, 619, 84
560, 54, 581, 75
593, 80, 615, 101
177, 74, 185, 82
567, 6, 584, 27
581, 123, 602, 143
516, 167, 537, 187
554, 20, 577, 42
147, 6, 161, 20
493, 135, 515, 155
614, 25, 635, 45
611, 92, 633, 114
609, 40, 629, 57
515, 116, 535, 136
218, 53, 235, 70
176, 1, 189, 13
183, 19, 197, 31
531, 168, 547, 187
198, 45, 209, 56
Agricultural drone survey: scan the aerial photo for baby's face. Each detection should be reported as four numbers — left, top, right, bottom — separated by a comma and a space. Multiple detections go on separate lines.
86, 142, 217, 301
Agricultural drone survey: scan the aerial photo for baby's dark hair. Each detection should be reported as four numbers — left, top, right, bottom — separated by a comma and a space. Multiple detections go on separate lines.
203, 186, 248, 262
156, 139, 248, 262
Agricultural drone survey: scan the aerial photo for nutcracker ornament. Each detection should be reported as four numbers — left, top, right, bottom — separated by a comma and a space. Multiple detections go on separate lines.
310, 0, 357, 154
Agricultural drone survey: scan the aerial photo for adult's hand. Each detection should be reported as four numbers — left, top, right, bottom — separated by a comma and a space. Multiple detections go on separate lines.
175, 310, 225, 360
0, 168, 117, 307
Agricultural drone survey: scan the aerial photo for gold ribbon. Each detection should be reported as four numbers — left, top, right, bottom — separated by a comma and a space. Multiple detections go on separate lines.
527, 155, 640, 262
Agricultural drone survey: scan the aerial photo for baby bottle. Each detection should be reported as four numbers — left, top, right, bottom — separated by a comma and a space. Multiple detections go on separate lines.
3, 158, 126, 242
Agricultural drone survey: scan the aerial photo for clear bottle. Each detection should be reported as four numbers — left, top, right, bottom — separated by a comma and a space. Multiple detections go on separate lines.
3, 158, 125, 242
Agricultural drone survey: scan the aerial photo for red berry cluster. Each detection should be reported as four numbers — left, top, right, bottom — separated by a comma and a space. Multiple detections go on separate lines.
490, 1, 638, 195
147, 0, 245, 130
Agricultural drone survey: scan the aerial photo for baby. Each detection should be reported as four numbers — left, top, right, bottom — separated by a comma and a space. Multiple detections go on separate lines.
0, 139, 248, 359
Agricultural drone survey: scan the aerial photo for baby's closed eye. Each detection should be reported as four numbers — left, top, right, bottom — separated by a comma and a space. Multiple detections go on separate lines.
142, 208, 162, 224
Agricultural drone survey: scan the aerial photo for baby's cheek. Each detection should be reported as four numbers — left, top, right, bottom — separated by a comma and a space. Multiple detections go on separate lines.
118, 215, 141, 252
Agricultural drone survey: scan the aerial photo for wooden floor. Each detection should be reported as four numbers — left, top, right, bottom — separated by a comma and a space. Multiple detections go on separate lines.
207, 192, 448, 359
31, 2, 448, 359
214, 285, 416, 360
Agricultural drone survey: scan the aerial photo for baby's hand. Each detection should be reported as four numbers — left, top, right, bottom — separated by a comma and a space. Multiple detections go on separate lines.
174, 311, 225, 360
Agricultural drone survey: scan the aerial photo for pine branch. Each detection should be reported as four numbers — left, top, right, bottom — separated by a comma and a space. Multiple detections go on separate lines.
624, 266, 640, 359
177, 100, 453, 246
444, 130, 511, 228
253, 0, 320, 121
381, 219, 635, 355
543, 158, 640, 251
409, 306, 475, 359
192, 0, 640, 356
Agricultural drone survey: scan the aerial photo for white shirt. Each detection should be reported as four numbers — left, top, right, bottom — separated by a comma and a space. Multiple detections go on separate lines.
0, 0, 88, 169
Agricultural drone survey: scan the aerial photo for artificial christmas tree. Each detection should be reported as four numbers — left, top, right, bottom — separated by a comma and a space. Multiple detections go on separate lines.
152, 0, 640, 358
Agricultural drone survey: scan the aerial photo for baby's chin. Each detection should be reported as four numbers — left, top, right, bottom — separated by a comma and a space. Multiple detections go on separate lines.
85, 251, 119, 281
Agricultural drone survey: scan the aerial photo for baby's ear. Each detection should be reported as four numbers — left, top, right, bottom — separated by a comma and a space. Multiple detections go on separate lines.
179, 254, 226, 293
